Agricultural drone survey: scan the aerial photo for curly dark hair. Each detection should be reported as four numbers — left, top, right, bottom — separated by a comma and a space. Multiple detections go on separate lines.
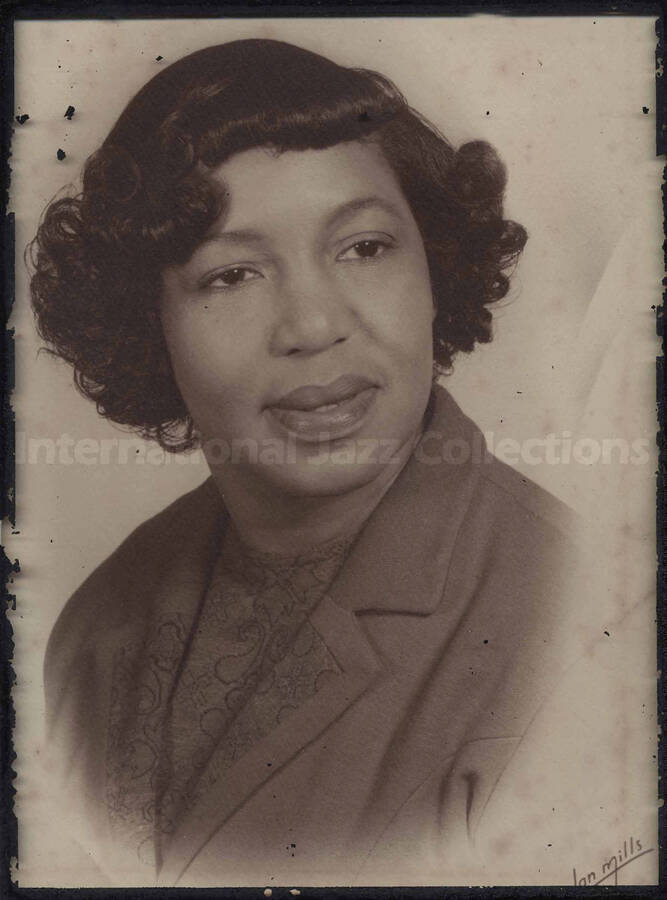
29, 39, 527, 452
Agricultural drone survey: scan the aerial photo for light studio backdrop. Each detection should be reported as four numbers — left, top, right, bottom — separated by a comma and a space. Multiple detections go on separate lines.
8, 14, 660, 886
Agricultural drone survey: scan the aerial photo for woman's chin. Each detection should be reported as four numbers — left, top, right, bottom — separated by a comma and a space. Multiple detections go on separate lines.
258, 454, 392, 499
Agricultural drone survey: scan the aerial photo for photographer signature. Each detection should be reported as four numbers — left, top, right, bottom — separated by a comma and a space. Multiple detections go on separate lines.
572, 835, 654, 886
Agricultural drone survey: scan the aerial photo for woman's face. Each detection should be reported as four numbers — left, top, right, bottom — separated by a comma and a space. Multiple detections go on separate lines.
161, 140, 435, 497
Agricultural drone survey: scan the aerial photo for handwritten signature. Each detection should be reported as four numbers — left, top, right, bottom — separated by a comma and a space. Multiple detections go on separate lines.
572, 835, 654, 886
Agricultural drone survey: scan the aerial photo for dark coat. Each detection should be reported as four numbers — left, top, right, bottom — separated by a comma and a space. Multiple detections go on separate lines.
44, 387, 633, 886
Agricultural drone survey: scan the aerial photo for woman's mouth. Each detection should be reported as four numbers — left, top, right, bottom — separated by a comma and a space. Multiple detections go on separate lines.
267, 375, 378, 442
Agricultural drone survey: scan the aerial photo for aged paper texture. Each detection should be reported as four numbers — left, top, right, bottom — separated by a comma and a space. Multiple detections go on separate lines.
7, 15, 660, 888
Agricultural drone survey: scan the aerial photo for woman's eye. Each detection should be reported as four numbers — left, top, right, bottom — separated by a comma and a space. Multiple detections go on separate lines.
338, 239, 392, 261
204, 267, 261, 289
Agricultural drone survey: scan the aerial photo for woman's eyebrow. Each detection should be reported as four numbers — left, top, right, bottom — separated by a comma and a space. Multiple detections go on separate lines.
198, 228, 268, 249
324, 196, 405, 230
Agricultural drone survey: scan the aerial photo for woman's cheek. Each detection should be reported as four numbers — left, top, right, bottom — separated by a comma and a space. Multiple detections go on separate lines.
379, 271, 434, 348
185, 320, 267, 410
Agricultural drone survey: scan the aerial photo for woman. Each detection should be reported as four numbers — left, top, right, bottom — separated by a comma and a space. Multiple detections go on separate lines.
31, 39, 604, 886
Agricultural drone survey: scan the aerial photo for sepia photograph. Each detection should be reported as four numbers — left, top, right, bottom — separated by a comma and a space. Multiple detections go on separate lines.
7, 13, 661, 889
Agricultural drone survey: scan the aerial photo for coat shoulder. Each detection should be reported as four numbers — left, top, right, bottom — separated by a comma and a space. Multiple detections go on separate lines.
479, 453, 579, 540
44, 477, 220, 699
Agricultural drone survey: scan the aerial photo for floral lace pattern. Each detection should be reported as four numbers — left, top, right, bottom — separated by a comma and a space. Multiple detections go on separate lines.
105, 528, 356, 867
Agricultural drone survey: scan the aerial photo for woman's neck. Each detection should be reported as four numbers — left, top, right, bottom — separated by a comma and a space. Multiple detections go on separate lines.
210, 431, 418, 556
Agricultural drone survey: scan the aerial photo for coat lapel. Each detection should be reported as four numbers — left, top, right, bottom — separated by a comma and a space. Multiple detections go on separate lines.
329, 386, 483, 615
155, 386, 483, 885
103, 478, 228, 865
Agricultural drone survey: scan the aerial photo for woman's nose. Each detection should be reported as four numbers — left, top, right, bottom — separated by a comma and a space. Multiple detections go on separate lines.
270, 271, 354, 357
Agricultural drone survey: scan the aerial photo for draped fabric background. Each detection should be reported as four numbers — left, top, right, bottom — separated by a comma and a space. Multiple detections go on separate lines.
8, 15, 660, 886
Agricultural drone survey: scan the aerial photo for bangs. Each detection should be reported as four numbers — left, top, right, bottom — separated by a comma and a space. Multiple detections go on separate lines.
102, 40, 407, 179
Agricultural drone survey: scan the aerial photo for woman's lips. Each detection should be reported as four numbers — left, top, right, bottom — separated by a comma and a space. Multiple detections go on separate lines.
272, 374, 376, 411
267, 375, 378, 442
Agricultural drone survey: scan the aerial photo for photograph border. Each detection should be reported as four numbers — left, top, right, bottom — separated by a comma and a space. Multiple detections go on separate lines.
1, 1, 664, 897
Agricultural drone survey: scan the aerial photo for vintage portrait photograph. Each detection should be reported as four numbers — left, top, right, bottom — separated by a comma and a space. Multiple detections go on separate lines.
6, 13, 661, 889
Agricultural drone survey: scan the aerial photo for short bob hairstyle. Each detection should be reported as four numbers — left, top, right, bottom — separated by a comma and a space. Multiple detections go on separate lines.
30, 39, 527, 452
